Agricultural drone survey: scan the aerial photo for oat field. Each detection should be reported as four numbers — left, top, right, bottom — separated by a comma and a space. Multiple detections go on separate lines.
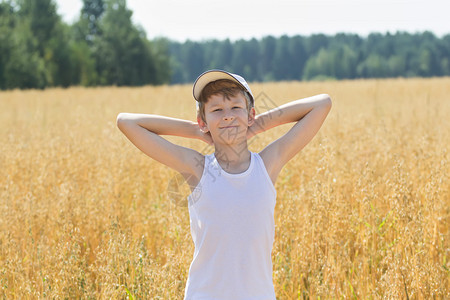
0, 78, 449, 299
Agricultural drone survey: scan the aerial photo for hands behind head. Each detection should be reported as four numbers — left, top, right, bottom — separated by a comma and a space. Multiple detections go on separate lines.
198, 127, 214, 145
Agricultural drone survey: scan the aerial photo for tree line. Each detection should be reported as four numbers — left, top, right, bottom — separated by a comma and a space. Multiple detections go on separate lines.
1, 0, 449, 90
169, 32, 450, 83
0, 0, 170, 89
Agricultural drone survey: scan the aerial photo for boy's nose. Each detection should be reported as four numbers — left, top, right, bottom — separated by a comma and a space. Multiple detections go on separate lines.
223, 111, 235, 120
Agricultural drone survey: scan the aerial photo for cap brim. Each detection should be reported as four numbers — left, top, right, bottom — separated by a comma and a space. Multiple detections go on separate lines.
193, 69, 252, 102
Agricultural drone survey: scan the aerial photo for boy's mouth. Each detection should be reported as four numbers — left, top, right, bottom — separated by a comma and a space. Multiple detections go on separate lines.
219, 125, 238, 129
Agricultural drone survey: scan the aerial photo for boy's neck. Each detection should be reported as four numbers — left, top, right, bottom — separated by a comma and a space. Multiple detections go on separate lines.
214, 144, 251, 173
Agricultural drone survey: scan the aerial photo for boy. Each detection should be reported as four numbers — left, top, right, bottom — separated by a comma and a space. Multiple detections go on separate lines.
117, 69, 332, 299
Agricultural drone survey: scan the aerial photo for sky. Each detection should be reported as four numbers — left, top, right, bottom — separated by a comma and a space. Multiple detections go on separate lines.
55, 0, 450, 42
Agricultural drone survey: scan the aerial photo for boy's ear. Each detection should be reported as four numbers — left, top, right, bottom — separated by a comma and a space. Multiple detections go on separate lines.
197, 114, 209, 133
247, 107, 256, 126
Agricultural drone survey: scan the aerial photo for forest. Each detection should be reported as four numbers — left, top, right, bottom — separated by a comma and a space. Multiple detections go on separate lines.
1, 0, 450, 89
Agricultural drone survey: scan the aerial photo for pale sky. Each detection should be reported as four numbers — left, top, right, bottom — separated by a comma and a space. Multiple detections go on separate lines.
55, 0, 450, 42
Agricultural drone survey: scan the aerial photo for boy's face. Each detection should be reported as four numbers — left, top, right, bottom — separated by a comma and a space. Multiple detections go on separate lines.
198, 93, 255, 146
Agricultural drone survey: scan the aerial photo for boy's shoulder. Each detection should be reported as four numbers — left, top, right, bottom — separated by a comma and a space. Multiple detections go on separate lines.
257, 148, 280, 186
181, 150, 205, 189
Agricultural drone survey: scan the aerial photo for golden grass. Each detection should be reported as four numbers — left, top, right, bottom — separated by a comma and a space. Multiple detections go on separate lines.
0, 78, 449, 298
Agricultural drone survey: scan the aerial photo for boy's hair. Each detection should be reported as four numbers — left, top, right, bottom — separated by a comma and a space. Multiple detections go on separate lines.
197, 79, 254, 123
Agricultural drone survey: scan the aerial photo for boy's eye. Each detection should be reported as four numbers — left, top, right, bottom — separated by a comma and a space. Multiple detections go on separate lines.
212, 108, 222, 112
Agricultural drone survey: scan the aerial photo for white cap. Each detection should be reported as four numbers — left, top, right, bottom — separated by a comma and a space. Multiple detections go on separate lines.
192, 69, 254, 104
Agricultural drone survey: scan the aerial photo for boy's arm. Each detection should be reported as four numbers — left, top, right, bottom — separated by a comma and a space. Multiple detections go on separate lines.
116, 113, 210, 176
257, 94, 332, 182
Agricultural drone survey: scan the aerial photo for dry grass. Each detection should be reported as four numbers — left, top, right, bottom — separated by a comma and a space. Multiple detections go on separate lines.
0, 78, 449, 299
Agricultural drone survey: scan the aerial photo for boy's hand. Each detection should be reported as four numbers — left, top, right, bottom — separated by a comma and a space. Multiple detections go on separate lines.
246, 115, 263, 140
246, 126, 256, 140
198, 128, 213, 145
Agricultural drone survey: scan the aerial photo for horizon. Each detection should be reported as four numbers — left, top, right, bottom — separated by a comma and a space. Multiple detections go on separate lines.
149, 30, 446, 44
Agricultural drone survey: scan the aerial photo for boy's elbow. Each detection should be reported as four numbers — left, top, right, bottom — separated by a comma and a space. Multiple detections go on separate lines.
116, 113, 131, 129
321, 94, 332, 110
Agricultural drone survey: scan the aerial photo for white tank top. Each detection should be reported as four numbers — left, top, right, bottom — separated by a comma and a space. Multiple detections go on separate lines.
184, 151, 277, 300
